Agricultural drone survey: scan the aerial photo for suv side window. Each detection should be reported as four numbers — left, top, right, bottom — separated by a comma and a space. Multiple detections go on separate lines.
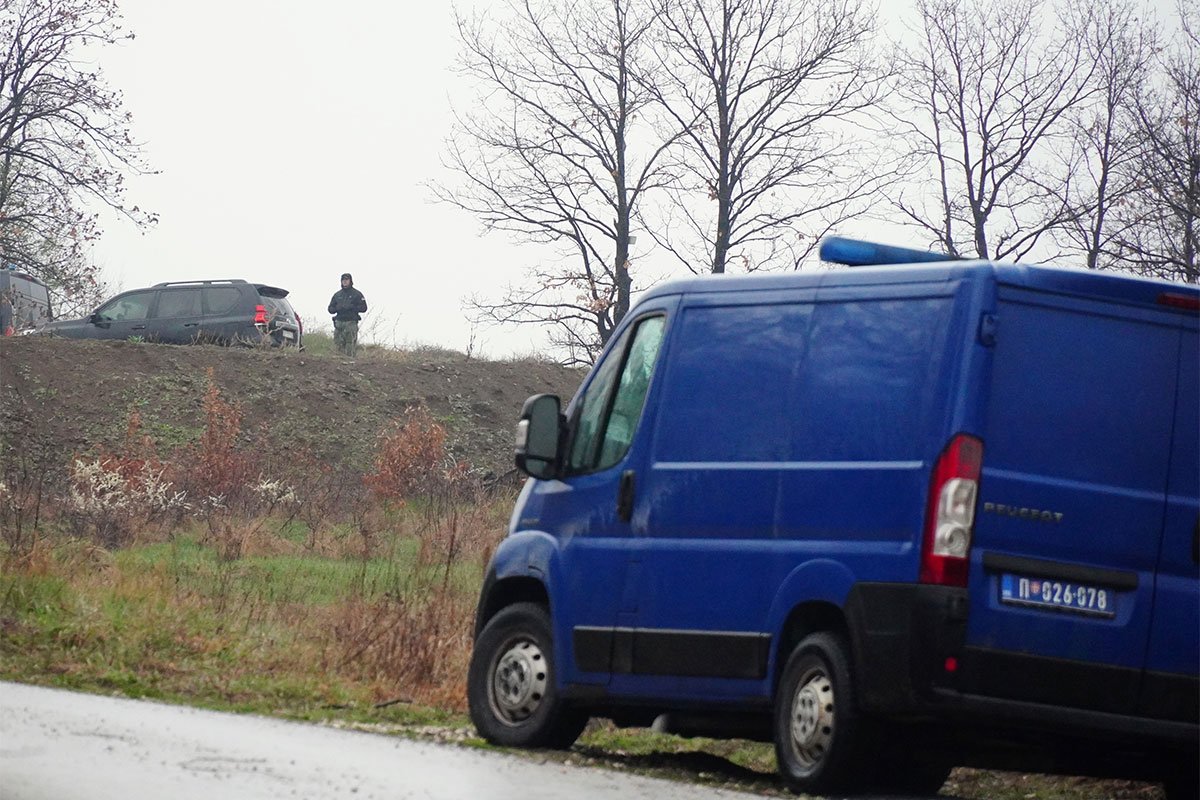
567, 315, 666, 474
156, 288, 202, 318
97, 291, 155, 321
204, 287, 241, 314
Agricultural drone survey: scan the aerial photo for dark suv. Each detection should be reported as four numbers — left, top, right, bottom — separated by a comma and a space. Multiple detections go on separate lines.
39, 279, 303, 347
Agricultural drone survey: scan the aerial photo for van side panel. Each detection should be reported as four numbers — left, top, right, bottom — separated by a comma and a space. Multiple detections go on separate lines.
625, 285, 959, 700
639, 299, 813, 663
1141, 325, 1200, 721
780, 295, 956, 551
967, 289, 1178, 714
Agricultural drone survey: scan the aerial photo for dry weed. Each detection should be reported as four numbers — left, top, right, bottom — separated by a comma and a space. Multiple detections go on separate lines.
329, 588, 474, 710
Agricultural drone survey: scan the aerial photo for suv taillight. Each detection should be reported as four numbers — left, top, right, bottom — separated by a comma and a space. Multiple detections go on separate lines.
295, 312, 303, 335
920, 434, 983, 588
254, 304, 268, 326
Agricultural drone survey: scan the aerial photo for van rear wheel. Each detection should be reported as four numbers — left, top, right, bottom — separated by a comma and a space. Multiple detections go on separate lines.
467, 602, 587, 749
774, 632, 867, 795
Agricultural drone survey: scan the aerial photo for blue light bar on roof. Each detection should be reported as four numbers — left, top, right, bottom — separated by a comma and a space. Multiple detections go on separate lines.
820, 237, 958, 267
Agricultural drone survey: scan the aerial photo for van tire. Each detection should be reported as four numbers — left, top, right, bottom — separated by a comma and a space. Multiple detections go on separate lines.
467, 602, 587, 749
774, 632, 867, 795
1163, 765, 1199, 800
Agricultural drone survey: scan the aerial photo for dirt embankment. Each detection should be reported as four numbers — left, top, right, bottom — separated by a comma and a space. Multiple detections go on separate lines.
0, 337, 584, 478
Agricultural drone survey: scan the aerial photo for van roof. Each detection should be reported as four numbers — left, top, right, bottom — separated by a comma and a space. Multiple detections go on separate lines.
641, 255, 1199, 315
0, 270, 49, 288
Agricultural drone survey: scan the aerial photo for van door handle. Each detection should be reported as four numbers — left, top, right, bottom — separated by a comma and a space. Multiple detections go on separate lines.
617, 470, 636, 523
183, 322, 199, 328
131, 325, 146, 330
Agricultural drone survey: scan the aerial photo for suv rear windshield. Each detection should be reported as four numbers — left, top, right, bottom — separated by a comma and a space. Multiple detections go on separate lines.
256, 286, 296, 322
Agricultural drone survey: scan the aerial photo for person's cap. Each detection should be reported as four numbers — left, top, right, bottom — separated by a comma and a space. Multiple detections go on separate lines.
341, 273, 353, 281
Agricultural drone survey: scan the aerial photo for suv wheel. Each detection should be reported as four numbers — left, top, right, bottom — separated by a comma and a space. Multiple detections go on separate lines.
467, 602, 587, 749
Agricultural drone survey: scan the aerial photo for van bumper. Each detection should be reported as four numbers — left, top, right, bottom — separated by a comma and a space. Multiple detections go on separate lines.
845, 583, 1199, 747
844, 582, 967, 715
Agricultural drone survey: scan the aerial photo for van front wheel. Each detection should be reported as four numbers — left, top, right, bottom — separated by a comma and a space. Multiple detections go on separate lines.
467, 602, 587, 749
774, 632, 867, 795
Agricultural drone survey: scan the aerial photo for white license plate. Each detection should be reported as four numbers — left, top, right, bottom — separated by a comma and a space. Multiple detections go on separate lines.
282, 330, 295, 340
1000, 573, 1115, 618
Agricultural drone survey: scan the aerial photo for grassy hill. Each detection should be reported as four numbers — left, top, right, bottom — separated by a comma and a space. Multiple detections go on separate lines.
0, 334, 584, 482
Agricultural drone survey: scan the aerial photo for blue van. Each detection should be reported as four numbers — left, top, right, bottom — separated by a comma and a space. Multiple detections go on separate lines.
467, 239, 1199, 797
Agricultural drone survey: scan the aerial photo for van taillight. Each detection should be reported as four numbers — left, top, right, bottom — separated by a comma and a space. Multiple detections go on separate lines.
254, 304, 267, 325
920, 434, 983, 588
1157, 292, 1200, 312
295, 312, 303, 334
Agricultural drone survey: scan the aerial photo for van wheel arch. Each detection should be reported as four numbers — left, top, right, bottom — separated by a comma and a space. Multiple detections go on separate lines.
775, 602, 850, 692
475, 576, 550, 638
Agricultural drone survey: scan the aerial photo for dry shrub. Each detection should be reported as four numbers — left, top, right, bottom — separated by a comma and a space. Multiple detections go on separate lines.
0, 472, 36, 555
79, 409, 193, 546
1, 532, 54, 576
328, 491, 508, 709
365, 406, 468, 506
54, 537, 118, 576
277, 447, 365, 552
178, 369, 256, 509
201, 511, 275, 561
59, 407, 191, 548
0, 433, 61, 555
415, 488, 507, 570
99, 408, 166, 487
330, 589, 475, 710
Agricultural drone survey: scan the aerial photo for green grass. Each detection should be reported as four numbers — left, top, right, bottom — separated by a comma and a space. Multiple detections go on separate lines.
300, 330, 471, 363
115, 535, 424, 605
0, 523, 1169, 800
0, 514, 485, 720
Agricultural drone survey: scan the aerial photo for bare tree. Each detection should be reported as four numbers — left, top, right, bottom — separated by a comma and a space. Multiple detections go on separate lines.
1109, 2, 1199, 283
891, 0, 1099, 261
435, 0, 679, 364
649, 0, 885, 274
1049, 0, 1156, 272
0, 0, 153, 313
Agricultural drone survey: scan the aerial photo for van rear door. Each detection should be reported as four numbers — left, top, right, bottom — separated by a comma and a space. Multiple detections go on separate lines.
965, 285, 1179, 715
1140, 322, 1199, 722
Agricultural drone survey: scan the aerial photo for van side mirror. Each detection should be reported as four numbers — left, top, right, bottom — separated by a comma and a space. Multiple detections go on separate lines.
88, 311, 101, 324
515, 394, 563, 479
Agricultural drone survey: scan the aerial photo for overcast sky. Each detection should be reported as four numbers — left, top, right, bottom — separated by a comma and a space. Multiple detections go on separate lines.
91, 0, 556, 356
87, 0, 1177, 357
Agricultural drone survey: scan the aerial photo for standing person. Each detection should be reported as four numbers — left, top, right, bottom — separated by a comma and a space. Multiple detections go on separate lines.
327, 273, 367, 357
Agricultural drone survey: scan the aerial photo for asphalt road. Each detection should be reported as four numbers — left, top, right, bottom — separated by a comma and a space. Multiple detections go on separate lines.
0, 682, 760, 800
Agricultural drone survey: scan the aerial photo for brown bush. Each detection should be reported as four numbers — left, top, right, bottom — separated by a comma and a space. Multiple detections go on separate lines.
365, 406, 466, 505
330, 588, 474, 710
178, 369, 256, 508
59, 407, 193, 547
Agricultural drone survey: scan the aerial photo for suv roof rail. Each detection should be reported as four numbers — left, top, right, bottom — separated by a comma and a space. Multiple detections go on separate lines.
820, 237, 960, 267
152, 279, 249, 287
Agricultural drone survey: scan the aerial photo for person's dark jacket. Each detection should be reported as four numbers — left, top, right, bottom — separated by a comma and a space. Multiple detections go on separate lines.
328, 287, 367, 322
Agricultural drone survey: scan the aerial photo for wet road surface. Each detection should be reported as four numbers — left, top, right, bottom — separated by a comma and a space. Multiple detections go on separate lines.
0, 682, 758, 800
